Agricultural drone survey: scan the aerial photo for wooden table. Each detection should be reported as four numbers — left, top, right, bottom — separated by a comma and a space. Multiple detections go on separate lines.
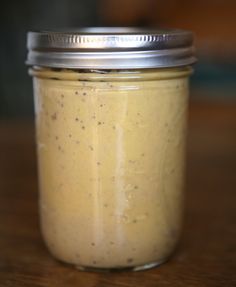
0, 100, 236, 286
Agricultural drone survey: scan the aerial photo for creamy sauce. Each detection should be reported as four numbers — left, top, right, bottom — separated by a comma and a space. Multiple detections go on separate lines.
32, 67, 190, 269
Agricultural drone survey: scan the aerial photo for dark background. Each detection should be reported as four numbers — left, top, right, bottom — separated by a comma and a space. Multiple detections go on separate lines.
1, 0, 236, 118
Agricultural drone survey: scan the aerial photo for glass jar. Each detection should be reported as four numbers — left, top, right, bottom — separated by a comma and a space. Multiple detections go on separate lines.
26, 28, 196, 271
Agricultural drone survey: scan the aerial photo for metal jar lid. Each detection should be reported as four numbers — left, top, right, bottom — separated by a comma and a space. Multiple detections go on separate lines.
26, 27, 196, 69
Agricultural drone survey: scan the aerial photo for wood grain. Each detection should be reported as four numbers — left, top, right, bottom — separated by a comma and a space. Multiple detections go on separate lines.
0, 100, 236, 286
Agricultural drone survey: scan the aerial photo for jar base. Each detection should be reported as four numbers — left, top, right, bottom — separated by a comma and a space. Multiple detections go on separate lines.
75, 259, 166, 272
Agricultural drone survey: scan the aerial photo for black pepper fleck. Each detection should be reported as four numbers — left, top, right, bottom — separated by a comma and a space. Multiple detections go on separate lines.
127, 258, 133, 263
92, 260, 97, 265
98, 122, 101, 125
51, 113, 57, 120
91, 242, 95, 246
82, 126, 85, 130
75, 117, 79, 121
134, 186, 138, 189
97, 162, 101, 165
83, 92, 87, 96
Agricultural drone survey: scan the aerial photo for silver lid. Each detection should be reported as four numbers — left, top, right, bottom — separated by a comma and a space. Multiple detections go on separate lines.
26, 27, 196, 69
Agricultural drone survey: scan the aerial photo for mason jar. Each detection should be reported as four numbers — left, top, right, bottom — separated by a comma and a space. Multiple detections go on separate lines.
26, 28, 196, 271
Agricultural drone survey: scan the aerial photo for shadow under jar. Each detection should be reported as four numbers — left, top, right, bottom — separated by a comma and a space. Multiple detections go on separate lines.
26, 28, 196, 271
